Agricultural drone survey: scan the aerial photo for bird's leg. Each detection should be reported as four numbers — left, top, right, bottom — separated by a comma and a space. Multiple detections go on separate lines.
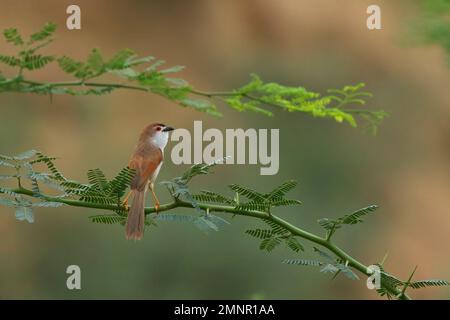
149, 183, 160, 213
122, 190, 132, 211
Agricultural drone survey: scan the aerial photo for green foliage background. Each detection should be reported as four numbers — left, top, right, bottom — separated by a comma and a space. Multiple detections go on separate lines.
0, 0, 449, 299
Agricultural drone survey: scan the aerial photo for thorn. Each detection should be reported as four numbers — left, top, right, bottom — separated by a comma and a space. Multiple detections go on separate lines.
331, 270, 341, 280
400, 265, 418, 297
408, 265, 418, 282
380, 252, 389, 266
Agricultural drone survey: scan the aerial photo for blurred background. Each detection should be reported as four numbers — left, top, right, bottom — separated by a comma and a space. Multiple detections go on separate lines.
0, 0, 449, 299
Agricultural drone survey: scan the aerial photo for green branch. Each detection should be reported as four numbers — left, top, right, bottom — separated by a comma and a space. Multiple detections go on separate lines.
0, 22, 387, 133
6, 185, 410, 300
1, 151, 448, 299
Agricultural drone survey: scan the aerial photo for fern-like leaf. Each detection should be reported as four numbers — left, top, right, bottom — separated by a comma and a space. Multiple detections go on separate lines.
89, 214, 125, 225
286, 236, 304, 252
313, 247, 336, 262
200, 214, 229, 230
229, 184, 265, 202
61, 180, 89, 192
106, 167, 135, 198
3, 27, 23, 45
31, 152, 65, 180
317, 218, 336, 231
408, 279, 449, 289
0, 160, 15, 168
31, 202, 64, 208
320, 264, 340, 274
57, 56, 83, 75
87, 168, 108, 191
0, 187, 20, 197
333, 263, 359, 280
22, 55, 54, 70
0, 198, 17, 207
29, 22, 56, 43
15, 206, 34, 223
266, 180, 297, 200
0, 55, 20, 66
264, 219, 288, 235
0, 174, 15, 180
79, 193, 116, 205
194, 215, 220, 232
76, 87, 114, 96
180, 159, 225, 182
235, 201, 269, 212
282, 259, 323, 266
13, 149, 38, 160
259, 236, 282, 252
245, 228, 274, 239
106, 49, 135, 70
86, 48, 104, 74
192, 190, 236, 205
270, 199, 302, 207
340, 205, 378, 225
28, 22, 56, 44
154, 214, 198, 223
318, 205, 378, 238
379, 273, 404, 293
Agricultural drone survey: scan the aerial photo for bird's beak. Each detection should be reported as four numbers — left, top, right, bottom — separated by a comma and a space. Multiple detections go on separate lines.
162, 126, 175, 132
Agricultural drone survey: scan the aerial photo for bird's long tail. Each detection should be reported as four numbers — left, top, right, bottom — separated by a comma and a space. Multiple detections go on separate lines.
125, 190, 145, 240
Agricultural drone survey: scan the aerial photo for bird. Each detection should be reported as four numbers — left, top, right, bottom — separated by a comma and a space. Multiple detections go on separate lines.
123, 123, 174, 240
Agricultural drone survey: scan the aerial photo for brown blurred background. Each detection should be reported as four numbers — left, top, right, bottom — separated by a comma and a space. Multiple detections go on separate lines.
0, 0, 449, 299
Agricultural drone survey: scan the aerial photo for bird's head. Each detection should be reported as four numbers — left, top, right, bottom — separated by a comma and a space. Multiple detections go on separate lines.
141, 123, 175, 150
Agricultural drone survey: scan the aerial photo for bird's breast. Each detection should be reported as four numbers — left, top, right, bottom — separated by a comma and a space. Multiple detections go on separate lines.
150, 161, 163, 183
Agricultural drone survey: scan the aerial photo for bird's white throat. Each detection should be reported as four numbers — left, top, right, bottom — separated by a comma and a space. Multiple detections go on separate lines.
150, 131, 169, 151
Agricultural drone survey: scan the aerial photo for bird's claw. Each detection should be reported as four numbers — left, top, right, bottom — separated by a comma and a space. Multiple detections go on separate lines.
122, 200, 130, 212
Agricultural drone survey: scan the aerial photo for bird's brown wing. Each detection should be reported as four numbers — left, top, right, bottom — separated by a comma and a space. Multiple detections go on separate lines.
129, 148, 163, 191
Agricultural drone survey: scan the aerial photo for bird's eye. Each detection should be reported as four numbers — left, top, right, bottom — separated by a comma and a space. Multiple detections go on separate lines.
156, 127, 162, 131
